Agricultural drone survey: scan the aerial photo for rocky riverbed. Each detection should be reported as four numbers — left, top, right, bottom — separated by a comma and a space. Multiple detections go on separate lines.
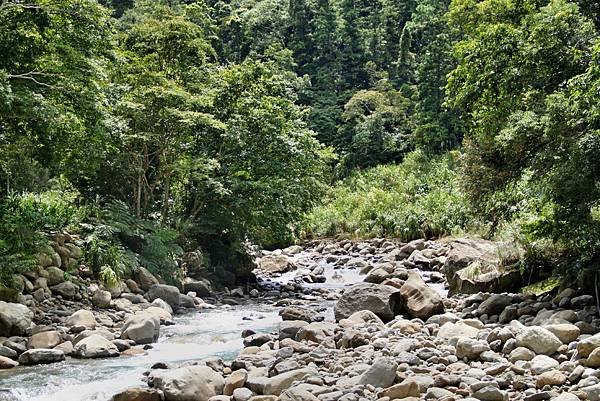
1, 238, 600, 401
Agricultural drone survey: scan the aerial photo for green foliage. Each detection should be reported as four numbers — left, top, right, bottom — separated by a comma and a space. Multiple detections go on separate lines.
0, 184, 80, 285
303, 150, 471, 240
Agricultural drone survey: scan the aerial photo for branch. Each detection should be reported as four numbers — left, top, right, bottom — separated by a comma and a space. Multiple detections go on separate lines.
0, 1, 42, 12
7, 71, 61, 89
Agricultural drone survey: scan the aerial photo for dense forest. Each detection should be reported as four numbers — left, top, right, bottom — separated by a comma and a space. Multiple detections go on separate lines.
0, 0, 599, 287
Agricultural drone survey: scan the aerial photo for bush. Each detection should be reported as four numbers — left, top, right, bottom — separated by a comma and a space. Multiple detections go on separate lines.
0, 184, 81, 285
301, 150, 472, 240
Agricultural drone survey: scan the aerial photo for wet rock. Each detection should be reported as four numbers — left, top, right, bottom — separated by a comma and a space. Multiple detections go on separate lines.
146, 285, 181, 309
182, 278, 212, 297
179, 294, 196, 309
398, 271, 444, 320
258, 255, 296, 274
121, 313, 160, 344
111, 387, 162, 401
73, 334, 119, 358
280, 306, 316, 323
279, 321, 309, 340
334, 283, 401, 322
0, 355, 18, 369
148, 365, 225, 401
0, 301, 33, 336
18, 348, 65, 365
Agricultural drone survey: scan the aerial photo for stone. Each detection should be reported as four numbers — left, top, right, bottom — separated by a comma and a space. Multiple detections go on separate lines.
544, 324, 580, 344
0, 355, 18, 369
145, 285, 181, 309
264, 368, 316, 396
233, 388, 252, 401
134, 267, 159, 291
279, 388, 319, 401
295, 322, 337, 344
280, 306, 316, 322
508, 347, 535, 362
577, 332, 600, 358
363, 268, 390, 284
282, 245, 303, 256
258, 255, 296, 274
182, 278, 212, 297
279, 321, 309, 340
152, 298, 173, 314
50, 282, 78, 299
437, 320, 480, 344
224, 369, 248, 396
550, 394, 580, 401
148, 365, 225, 401
530, 355, 559, 375
179, 294, 195, 309
121, 313, 160, 344
478, 294, 513, 316
66, 310, 97, 330
398, 271, 444, 320
358, 357, 398, 388
586, 347, 600, 367
92, 290, 112, 308
536, 370, 567, 388
0, 301, 33, 336
111, 387, 162, 401
0, 345, 17, 359
334, 283, 401, 322
515, 325, 562, 355
54, 341, 74, 355
73, 334, 119, 358
46, 266, 65, 286
28, 330, 61, 349
18, 349, 65, 365
472, 385, 506, 401
378, 379, 420, 398
455, 338, 490, 360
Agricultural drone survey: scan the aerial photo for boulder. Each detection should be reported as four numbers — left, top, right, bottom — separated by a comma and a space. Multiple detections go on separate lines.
477, 294, 513, 316
577, 332, 600, 358
0, 301, 33, 336
455, 338, 490, 360
66, 310, 97, 330
280, 306, 316, 322
146, 285, 180, 309
437, 321, 480, 344
28, 330, 62, 349
148, 365, 225, 401
443, 238, 520, 294
121, 313, 160, 344
134, 267, 159, 291
223, 369, 248, 396
295, 322, 337, 344
46, 266, 65, 286
50, 282, 78, 299
258, 255, 296, 274
515, 325, 562, 355
111, 387, 162, 401
279, 388, 319, 401
378, 379, 420, 399
529, 354, 559, 375
279, 321, 309, 340
334, 283, 401, 322
143, 306, 173, 322
73, 334, 119, 358
18, 349, 65, 365
264, 368, 316, 396
0, 355, 18, 369
544, 323, 580, 344
92, 290, 112, 308
398, 271, 444, 320
358, 357, 398, 388
182, 277, 212, 297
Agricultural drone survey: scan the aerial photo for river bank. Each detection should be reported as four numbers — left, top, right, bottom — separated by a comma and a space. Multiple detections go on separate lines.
1, 238, 600, 400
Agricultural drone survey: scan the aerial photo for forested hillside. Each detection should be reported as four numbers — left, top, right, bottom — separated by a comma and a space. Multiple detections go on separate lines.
1, 0, 599, 287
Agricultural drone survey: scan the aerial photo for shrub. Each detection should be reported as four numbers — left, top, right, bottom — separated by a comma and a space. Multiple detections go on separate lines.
301, 150, 472, 240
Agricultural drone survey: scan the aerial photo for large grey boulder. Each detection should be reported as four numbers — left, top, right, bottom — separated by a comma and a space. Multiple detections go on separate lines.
18, 349, 65, 365
358, 357, 398, 388
0, 301, 33, 336
334, 283, 402, 322
399, 271, 444, 320
258, 255, 296, 274
182, 278, 212, 297
27, 330, 62, 349
263, 367, 316, 396
50, 281, 78, 299
120, 313, 160, 344
148, 365, 224, 401
73, 334, 119, 358
146, 284, 180, 309
443, 238, 521, 294
134, 267, 159, 291
514, 324, 562, 355
66, 309, 97, 330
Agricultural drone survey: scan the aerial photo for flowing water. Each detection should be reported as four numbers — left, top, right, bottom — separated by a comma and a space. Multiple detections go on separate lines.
0, 249, 447, 401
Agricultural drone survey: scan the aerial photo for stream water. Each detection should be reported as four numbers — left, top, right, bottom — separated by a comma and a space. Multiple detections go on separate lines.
0, 250, 446, 401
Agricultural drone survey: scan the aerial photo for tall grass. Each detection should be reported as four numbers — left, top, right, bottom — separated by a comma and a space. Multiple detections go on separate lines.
301, 150, 473, 240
